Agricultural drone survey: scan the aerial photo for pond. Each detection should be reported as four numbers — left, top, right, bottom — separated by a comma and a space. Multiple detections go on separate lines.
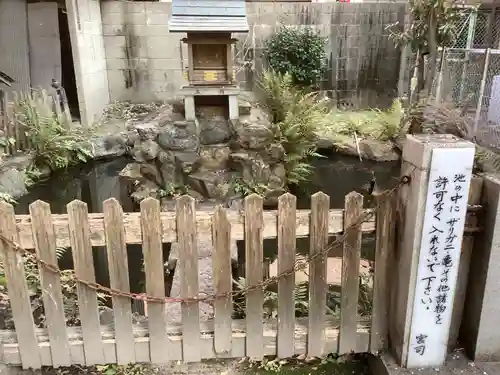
13, 154, 400, 319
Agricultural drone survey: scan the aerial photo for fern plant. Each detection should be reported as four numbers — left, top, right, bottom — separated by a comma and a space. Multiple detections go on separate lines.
260, 70, 326, 186
12, 89, 93, 172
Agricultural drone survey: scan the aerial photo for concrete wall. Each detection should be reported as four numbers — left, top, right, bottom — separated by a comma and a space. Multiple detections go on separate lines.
101, 1, 405, 109
0, 0, 31, 94
66, 0, 109, 126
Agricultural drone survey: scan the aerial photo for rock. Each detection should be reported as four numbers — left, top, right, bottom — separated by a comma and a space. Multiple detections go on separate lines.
238, 99, 252, 116
233, 122, 274, 150
125, 130, 140, 146
331, 138, 400, 162
90, 137, 126, 159
157, 121, 199, 151
156, 150, 184, 187
119, 163, 143, 184
140, 163, 163, 186
199, 116, 232, 145
173, 151, 200, 174
131, 180, 160, 203
199, 145, 231, 170
266, 143, 285, 162
133, 122, 159, 141
263, 187, 287, 207
0, 168, 28, 198
132, 139, 159, 162
186, 169, 231, 200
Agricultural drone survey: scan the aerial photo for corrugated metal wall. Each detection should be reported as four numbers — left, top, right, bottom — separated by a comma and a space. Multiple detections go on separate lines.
0, 0, 31, 94
27, 2, 62, 92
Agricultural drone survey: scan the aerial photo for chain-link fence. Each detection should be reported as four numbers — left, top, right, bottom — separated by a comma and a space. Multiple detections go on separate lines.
434, 48, 500, 133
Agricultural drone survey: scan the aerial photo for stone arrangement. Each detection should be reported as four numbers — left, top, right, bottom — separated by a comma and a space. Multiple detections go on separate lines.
107, 95, 288, 208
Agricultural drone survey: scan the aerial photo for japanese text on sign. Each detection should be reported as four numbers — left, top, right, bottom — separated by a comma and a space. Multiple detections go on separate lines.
407, 147, 474, 368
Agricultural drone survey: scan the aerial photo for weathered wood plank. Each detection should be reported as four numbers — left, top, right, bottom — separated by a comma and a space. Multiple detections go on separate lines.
212, 206, 232, 354
277, 193, 296, 359
140, 198, 167, 363
103, 198, 135, 364
29, 200, 71, 367
307, 192, 330, 358
67, 200, 105, 365
177, 196, 201, 362
245, 194, 264, 360
0, 202, 41, 369
1, 318, 371, 366
15, 209, 377, 249
369, 193, 395, 354
339, 192, 363, 355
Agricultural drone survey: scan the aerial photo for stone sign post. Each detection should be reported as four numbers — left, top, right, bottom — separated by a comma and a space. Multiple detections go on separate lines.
391, 134, 475, 368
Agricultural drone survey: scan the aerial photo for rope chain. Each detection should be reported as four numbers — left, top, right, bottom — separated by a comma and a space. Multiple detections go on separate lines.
0, 174, 412, 305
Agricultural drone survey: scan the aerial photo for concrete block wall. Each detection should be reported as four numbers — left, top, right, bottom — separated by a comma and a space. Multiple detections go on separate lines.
101, 1, 405, 109
67, 0, 110, 126
102, 1, 188, 102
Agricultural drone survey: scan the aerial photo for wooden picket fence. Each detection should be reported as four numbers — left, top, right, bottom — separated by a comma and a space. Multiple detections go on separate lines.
0, 88, 71, 156
0, 188, 443, 369
0, 179, 485, 370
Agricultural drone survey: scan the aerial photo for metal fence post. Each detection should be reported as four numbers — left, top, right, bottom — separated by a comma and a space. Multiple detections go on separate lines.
434, 48, 447, 104
459, 9, 477, 103
474, 48, 491, 134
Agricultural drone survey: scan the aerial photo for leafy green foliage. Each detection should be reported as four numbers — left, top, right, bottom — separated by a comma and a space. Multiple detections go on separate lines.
231, 176, 271, 197
264, 26, 327, 87
386, 1, 467, 52
319, 99, 404, 145
158, 182, 188, 198
234, 257, 373, 320
0, 192, 16, 204
12, 89, 93, 172
0, 247, 106, 329
260, 70, 326, 186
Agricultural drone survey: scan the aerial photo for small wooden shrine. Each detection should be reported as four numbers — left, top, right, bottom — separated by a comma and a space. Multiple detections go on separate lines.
169, 0, 249, 120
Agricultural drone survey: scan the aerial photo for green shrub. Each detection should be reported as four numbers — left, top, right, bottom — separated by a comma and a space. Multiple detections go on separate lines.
264, 25, 327, 88
12, 89, 93, 172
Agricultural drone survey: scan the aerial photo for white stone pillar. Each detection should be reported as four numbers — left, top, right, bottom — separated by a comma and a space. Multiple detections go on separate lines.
184, 95, 196, 120
391, 134, 475, 368
228, 94, 239, 120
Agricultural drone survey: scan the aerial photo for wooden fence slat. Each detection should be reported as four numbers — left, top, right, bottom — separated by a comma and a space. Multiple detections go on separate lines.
307, 192, 330, 358
140, 198, 167, 363
277, 193, 296, 358
245, 194, 264, 360
15, 210, 377, 250
67, 200, 105, 365
103, 198, 135, 364
339, 192, 363, 355
369, 193, 395, 353
212, 205, 232, 354
0, 202, 41, 369
177, 195, 201, 362
29, 200, 71, 367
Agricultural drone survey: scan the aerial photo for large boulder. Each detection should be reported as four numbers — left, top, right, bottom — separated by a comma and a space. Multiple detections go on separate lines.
199, 116, 232, 145
318, 136, 400, 162
157, 121, 199, 152
199, 144, 231, 170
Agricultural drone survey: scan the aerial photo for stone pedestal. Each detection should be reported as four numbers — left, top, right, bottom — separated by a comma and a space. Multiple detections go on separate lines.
180, 85, 240, 121
390, 134, 475, 368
